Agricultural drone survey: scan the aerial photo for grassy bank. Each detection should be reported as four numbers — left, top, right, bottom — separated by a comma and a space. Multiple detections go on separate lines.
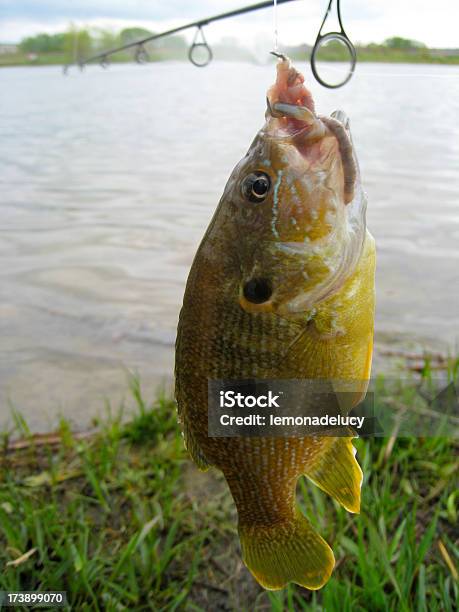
0, 375, 457, 611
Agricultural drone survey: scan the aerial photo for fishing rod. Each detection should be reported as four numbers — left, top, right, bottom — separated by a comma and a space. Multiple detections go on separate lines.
65, 0, 297, 70
311, 0, 355, 88
64, 0, 356, 88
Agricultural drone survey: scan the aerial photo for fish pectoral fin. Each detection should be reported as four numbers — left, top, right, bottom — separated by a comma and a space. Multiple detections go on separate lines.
304, 437, 362, 513
182, 421, 211, 471
239, 509, 335, 590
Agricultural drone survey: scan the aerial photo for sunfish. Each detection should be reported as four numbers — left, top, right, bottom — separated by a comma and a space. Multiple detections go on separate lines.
175, 56, 375, 590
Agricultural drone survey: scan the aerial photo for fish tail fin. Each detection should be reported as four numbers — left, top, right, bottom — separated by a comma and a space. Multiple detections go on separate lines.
239, 509, 335, 591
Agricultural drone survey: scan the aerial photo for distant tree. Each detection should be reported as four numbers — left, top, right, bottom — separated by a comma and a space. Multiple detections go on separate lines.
20, 33, 67, 53
120, 28, 153, 45
384, 37, 426, 49
91, 28, 121, 52
63, 25, 92, 61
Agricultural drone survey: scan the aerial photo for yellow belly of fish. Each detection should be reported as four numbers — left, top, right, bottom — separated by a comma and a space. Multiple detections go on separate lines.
175, 233, 375, 590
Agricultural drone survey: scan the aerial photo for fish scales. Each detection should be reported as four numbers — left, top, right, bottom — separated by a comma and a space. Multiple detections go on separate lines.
175, 56, 375, 590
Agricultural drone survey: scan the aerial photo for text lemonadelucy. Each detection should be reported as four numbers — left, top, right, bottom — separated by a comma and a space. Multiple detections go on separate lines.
219, 414, 365, 429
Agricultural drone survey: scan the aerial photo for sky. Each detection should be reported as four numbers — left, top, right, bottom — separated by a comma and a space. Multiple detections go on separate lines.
0, 0, 458, 48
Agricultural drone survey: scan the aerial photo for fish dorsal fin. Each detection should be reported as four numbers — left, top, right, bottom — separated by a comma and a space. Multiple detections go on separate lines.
304, 436, 362, 513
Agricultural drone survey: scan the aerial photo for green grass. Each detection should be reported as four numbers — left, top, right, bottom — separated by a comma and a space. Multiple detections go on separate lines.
0, 374, 457, 611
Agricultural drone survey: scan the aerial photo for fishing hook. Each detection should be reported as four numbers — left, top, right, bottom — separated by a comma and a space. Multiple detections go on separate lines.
188, 25, 213, 67
270, 50, 287, 61
310, 0, 356, 88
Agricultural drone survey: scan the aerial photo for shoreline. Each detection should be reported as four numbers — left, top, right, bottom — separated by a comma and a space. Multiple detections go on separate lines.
2, 56, 459, 69
2, 346, 457, 438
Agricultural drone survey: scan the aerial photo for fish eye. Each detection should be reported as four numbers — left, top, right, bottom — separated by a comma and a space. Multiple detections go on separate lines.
243, 278, 272, 304
242, 172, 271, 202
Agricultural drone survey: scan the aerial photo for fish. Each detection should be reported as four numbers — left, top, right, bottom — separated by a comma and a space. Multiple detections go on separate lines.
175, 56, 375, 590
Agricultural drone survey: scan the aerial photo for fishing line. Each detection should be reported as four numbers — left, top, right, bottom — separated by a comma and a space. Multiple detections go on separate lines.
273, 0, 279, 52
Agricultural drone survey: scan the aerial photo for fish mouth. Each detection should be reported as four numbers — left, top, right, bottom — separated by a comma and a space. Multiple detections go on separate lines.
267, 101, 353, 148
265, 55, 349, 127
267, 100, 350, 130
265, 56, 320, 140
265, 57, 353, 168
265, 58, 356, 205
266, 98, 316, 123
267, 55, 315, 113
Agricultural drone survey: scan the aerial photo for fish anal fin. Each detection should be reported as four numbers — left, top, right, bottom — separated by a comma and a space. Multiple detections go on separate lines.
304, 437, 362, 514
239, 509, 335, 590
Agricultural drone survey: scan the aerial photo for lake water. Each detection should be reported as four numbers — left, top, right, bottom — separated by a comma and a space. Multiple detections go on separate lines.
1, 61, 459, 430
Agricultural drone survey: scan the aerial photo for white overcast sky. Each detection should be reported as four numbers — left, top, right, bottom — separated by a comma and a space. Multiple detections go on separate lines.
0, 0, 458, 48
